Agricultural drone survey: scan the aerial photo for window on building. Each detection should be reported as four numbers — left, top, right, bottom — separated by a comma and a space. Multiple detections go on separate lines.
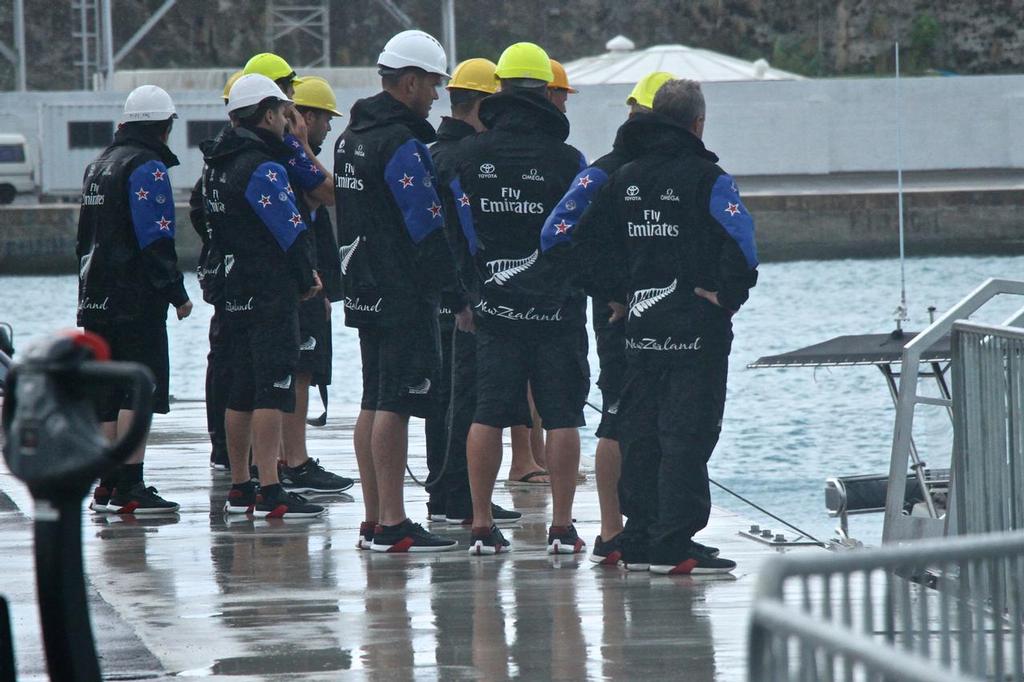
68, 121, 113, 149
0, 144, 25, 163
187, 120, 224, 148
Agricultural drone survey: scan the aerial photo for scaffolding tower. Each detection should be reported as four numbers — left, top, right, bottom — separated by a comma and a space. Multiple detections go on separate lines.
71, 0, 100, 89
267, 0, 331, 68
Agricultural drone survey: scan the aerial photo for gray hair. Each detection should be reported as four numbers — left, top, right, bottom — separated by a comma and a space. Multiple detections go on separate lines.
652, 79, 705, 127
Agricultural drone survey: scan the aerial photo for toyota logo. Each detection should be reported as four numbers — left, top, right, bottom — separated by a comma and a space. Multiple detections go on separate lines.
480, 163, 495, 174
626, 185, 640, 196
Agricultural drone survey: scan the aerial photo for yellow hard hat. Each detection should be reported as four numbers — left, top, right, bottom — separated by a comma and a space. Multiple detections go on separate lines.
292, 76, 343, 116
447, 58, 498, 94
627, 71, 676, 109
243, 52, 296, 83
548, 59, 577, 93
222, 70, 243, 102
494, 42, 553, 82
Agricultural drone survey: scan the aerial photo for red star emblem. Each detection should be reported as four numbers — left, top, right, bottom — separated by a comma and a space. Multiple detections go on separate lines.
458, 193, 471, 207
135, 188, 149, 201
428, 202, 442, 218
266, 169, 278, 183
288, 158, 297, 166
577, 174, 592, 188
725, 202, 741, 216
289, 213, 303, 227
399, 173, 414, 189
258, 194, 272, 208
156, 216, 172, 231
311, 165, 320, 175
554, 220, 571, 235
151, 168, 165, 182
291, 139, 301, 149
285, 183, 294, 195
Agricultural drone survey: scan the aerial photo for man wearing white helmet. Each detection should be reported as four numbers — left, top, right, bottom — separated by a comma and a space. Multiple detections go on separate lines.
334, 30, 460, 552
79, 85, 192, 515
201, 74, 324, 519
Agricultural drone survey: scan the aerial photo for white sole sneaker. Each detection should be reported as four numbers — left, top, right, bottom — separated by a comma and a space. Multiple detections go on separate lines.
88, 501, 111, 513
649, 562, 735, 575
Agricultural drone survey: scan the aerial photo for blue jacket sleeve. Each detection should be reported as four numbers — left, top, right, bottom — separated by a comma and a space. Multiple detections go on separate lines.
384, 139, 445, 244
245, 161, 316, 292
707, 173, 758, 312
540, 166, 610, 253
283, 133, 326, 193
128, 160, 188, 307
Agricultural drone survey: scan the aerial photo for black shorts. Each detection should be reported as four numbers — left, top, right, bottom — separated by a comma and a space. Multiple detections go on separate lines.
296, 293, 333, 386
358, 317, 442, 419
595, 388, 620, 441
85, 321, 169, 422
225, 313, 299, 413
474, 324, 588, 430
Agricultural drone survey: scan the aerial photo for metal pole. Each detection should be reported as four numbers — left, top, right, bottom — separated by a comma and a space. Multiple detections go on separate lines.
13, 0, 26, 91
441, 0, 456, 73
101, 0, 115, 89
895, 41, 908, 330
322, 0, 331, 67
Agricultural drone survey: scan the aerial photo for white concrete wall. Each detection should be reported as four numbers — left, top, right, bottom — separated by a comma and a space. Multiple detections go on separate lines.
2, 74, 1023, 196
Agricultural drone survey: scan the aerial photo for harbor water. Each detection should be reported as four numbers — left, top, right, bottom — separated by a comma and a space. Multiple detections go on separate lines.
3, 254, 1024, 546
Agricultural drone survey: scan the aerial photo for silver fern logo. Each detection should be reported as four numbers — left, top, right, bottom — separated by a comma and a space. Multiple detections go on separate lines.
79, 248, 93, 281
629, 279, 677, 319
484, 249, 538, 286
224, 254, 235, 276
339, 237, 360, 275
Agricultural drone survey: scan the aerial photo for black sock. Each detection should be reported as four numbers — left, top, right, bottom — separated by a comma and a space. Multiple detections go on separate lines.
117, 463, 144, 490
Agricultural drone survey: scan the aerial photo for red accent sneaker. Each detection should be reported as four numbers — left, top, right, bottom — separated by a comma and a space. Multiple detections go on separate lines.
547, 524, 586, 555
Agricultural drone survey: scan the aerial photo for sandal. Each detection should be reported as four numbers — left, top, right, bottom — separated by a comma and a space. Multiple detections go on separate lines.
506, 469, 550, 487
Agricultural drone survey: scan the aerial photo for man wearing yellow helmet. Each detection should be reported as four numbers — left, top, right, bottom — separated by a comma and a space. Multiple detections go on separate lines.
444, 42, 590, 555
540, 71, 676, 567
243, 52, 298, 98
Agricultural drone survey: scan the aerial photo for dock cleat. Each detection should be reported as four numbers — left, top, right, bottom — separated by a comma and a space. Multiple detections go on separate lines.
280, 457, 354, 494
547, 524, 586, 555
650, 549, 736, 575
370, 519, 458, 553
589, 534, 623, 566
107, 483, 180, 515
224, 482, 258, 515
252, 486, 325, 519
88, 485, 112, 513
468, 525, 511, 555
357, 521, 375, 550
447, 503, 522, 526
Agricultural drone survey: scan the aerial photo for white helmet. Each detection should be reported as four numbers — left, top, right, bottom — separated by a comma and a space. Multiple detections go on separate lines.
226, 73, 293, 113
378, 29, 450, 78
121, 85, 177, 124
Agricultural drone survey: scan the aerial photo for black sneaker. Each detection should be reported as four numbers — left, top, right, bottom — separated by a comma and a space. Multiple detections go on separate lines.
589, 534, 624, 566
692, 540, 720, 558
370, 519, 458, 553
89, 485, 112, 513
426, 500, 447, 522
253, 487, 325, 519
280, 458, 354, 494
357, 521, 375, 550
107, 483, 180, 515
650, 549, 736, 575
209, 447, 230, 471
468, 525, 510, 555
224, 482, 258, 515
619, 542, 650, 572
547, 524, 586, 555
447, 503, 522, 526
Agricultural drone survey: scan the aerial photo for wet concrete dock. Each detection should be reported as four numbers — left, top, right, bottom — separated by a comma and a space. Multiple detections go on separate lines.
1, 402, 818, 681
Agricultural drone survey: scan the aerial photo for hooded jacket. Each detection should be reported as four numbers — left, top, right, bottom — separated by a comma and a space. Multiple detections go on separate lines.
200, 125, 316, 322
333, 91, 453, 328
442, 88, 586, 332
76, 126, 189, 327
574, 112, 759, 362
430, 116, 477, 321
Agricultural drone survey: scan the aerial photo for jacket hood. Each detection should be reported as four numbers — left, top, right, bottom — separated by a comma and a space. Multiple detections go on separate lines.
436, 116, 477, 143
202, 125, 292, 164
618, 111, 719, 163
478, 88, 570, 142
112, 125, 179, 168
348, 91, 437, 143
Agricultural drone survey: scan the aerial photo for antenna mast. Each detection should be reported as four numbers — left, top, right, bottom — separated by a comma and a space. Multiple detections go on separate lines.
893, 41, 909, 335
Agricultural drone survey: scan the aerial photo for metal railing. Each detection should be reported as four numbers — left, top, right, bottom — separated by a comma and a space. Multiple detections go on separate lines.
950, 321, 1024, 538
748, 531, 1024, 681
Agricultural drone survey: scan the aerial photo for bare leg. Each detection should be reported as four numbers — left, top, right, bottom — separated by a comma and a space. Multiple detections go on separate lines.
226, 408, 253, 486
251, 408, 283, 486
354, 409, 378, 524
508, 426, 549, 482
527, 385, 546, 469
115, 409, 149, 465
546, 427, 580, 528
467, 423, 502, 528
595, 437, 624, 540
371, 410, 410, 526
281, 372, 312, 468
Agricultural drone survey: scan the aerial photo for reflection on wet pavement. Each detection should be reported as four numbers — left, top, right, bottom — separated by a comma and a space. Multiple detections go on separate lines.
2, 402, 811, 681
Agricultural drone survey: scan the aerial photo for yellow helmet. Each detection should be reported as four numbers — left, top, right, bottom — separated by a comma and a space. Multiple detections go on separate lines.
447, 58, 498, 94
627, 71, 676, 109
494, 42, 553, 82
243, 52, 296, 83
292, 76, 343, 116
222, 70, 243, 102
547, 59, 577, 93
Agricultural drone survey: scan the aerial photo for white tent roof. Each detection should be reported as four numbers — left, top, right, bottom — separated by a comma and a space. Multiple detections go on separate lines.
563, 35, 804, 85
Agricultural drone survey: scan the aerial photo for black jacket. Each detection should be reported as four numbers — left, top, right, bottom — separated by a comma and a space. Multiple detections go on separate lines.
443, 88, 586, 332
333, 91, 453, 328
575, 112, 759, 362
76, 127, 188, 327
201, 125, 316, 322
430, 116, 476, 321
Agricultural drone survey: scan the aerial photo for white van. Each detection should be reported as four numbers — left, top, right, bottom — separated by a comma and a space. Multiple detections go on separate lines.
0, 133, 35, 203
